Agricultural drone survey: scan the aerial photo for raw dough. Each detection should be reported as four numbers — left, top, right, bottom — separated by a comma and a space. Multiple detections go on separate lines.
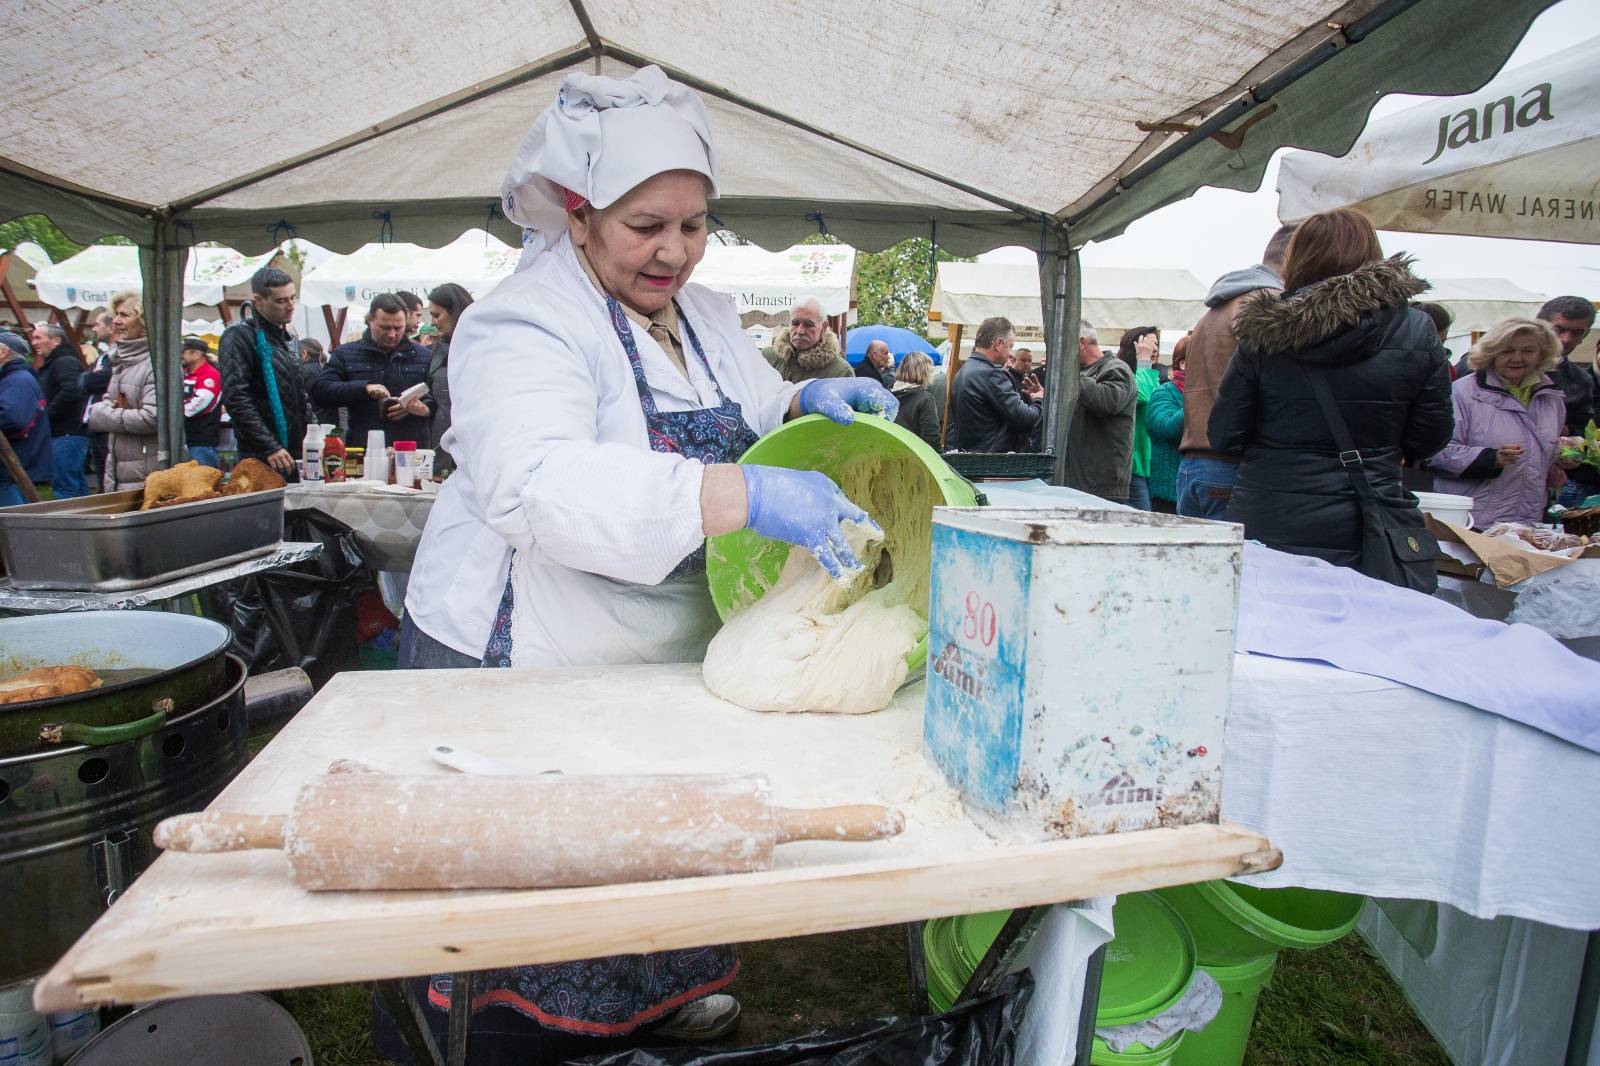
703, 453, 934, 714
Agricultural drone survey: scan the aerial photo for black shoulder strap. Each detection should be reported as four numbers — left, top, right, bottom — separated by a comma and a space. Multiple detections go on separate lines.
1299, 363, 1379, 503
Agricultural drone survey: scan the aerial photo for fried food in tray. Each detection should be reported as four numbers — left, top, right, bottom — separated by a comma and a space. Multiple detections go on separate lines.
0, 665, 103, 705
140, 461, 224, 510
221, 458, 287, 495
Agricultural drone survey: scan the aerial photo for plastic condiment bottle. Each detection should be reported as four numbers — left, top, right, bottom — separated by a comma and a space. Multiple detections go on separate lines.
363, 430, 387, 482
301, 423, 327, 482
322, 430, 346, 482
393, 441, 418, 488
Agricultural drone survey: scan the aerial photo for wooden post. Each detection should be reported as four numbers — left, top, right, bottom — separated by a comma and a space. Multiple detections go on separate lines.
940, 323, 964, 449
69, 310, 89, 347
218, 302, 234, 325
323, 306, 348, 344
0, 253, 28, 331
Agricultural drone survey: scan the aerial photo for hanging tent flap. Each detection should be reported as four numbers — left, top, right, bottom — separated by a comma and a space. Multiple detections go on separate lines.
1278, 40, 1600, 242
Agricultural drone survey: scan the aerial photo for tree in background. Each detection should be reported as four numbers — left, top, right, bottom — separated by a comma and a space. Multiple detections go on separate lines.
801, 234, 970, 333
0, 214, 132, 263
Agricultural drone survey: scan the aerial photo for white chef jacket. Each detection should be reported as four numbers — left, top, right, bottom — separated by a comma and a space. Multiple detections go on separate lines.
404, 233, 802, 663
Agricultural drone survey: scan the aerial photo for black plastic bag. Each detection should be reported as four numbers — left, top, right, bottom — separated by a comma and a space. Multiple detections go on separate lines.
201, 508, 367, 688
573, 974, 1033, 1066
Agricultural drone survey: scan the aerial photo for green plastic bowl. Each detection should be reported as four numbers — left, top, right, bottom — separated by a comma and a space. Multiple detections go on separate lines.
706, 414, 977, 672
1156, 882, 1364, 967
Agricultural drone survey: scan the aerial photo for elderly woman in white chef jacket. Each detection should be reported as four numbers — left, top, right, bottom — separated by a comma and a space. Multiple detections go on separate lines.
392, 68, 897, 1057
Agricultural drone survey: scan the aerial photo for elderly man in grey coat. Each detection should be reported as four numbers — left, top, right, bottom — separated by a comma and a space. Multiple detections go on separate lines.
1062, 318, 1137, 503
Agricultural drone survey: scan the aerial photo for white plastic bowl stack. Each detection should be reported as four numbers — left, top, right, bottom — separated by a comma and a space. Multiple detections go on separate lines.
1413, 490, 1474, 529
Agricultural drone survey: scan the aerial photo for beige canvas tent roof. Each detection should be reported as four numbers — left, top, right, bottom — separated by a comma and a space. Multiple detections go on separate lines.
0, 0, 1560, 469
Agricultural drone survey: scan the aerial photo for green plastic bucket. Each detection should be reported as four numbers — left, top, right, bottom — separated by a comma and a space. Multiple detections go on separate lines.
1169, 953, 1276, 1066
1090, 1033, 1184, 1066
927, 896, 1194, 1065
1154, 882, 1364, 967
704, 414, 978, 672
922, 918, 965, 1012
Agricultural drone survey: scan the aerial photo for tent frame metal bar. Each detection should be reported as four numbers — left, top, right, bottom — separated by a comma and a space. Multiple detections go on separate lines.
1062, 0, 1422, 228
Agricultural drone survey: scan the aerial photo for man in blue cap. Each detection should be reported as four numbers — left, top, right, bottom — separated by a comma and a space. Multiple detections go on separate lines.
0, 331, 52, 506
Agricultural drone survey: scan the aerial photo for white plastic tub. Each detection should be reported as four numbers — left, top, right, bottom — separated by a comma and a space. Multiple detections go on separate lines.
1413, 491, 1474, 529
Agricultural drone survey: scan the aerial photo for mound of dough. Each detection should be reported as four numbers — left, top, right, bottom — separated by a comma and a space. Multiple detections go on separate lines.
703, 452, 934, 714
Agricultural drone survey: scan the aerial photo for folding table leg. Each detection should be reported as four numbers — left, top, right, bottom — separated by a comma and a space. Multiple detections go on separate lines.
902, 920, 929, 1013
447, 970, 474, 1066
953, 906, 1043, 1005
1072, 945, 1106, 1066
374, 979, 444, 1066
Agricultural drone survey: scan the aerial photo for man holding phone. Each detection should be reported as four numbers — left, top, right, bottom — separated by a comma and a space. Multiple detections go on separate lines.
314, 292, 433, 448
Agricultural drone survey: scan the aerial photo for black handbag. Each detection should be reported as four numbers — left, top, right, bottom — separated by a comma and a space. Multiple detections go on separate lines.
1301, 365, 1440, 593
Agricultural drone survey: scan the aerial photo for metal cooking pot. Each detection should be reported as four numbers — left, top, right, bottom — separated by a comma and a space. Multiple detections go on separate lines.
0, 614, 231, 755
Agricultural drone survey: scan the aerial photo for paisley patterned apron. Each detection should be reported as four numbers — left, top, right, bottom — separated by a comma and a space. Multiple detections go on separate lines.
444, 293, 758, 1035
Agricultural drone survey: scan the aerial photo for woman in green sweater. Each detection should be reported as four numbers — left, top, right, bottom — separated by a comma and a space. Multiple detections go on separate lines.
1147, 336, 1188, 513
1117, 327, 1161, 509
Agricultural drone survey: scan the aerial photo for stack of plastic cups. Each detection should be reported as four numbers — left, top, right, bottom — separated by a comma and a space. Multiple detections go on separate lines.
0, 980, 51, 1066
363, 429, 387, 483
1155, 882, 1365, 1066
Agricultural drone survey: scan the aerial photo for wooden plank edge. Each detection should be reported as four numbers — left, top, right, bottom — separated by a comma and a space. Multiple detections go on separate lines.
35, 822, 1276, 1012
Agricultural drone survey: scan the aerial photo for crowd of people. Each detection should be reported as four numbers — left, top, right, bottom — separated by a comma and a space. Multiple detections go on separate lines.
0, 268, 477, 504
3, 209, 1594, 598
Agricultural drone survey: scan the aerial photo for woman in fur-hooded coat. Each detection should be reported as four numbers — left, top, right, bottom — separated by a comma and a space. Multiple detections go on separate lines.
1208, 247, 1453, 570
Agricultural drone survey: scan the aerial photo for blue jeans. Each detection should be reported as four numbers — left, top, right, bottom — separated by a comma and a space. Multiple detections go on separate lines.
50, 435, 89, 498
186, 445, 222, 470
398, 614, 481, 669
1122, 475, 1152, 511
1176, 456, 1239, 520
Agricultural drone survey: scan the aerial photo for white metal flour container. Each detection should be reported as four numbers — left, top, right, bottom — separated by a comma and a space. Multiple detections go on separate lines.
0, 981, 49, 1066
923, 507, 1242, 840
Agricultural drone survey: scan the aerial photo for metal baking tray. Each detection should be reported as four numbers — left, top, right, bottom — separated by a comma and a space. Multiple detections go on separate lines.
0, 487, 285, 591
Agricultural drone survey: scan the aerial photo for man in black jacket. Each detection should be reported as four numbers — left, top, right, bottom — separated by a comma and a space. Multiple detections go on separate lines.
856, 340, 896, 389
949, 316, 1042, 452
218, 267, 313, 477
30, 324, 88, 497
1538, 296, 1600, 506
313, 293, 431, 450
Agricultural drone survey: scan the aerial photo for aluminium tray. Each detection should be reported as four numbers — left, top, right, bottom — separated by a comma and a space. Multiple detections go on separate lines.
0, 488, 285, 591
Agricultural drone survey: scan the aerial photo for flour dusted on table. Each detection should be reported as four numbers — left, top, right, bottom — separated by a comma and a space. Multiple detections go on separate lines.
703, 452, 933, 714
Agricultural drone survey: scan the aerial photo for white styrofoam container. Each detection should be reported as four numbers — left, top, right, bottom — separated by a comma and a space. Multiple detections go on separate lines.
923, 507, 1242, 840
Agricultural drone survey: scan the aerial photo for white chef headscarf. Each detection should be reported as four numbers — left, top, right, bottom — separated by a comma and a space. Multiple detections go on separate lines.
501, 65, 720, 269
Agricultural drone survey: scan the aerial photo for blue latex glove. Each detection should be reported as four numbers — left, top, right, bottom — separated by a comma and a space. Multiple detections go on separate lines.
742, 465, 882, 579
798, 377, 900, 425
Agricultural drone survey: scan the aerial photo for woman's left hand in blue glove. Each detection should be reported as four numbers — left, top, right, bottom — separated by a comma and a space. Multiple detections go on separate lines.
797, 377, 899, 425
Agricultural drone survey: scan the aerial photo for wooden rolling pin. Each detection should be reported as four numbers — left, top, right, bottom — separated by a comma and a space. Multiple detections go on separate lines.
153, 773, 905, 891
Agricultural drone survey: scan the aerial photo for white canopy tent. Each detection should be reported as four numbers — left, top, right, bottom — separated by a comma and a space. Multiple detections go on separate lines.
694, 243, 857, 321
931, 262, 1208, 352
300, 235, 855, 341
0, 242, 53, 329
1278, 39, 1599, 242
1, 0, 1560, 471
1424, 277, 1548, 333
32, 244, 280, 313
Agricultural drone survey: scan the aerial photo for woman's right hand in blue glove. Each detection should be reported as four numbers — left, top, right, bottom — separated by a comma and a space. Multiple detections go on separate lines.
741, 465, 880, 579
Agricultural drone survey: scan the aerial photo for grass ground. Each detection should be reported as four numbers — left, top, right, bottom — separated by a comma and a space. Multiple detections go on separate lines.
279, 924, 1446, 1065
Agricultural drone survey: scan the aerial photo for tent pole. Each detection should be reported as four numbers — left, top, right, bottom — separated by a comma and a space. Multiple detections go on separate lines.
142, 217, 185, 471
1046, 237, 1080, 487
940, 323, 963, 449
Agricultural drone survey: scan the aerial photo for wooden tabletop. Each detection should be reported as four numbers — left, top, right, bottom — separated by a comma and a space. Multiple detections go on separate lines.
36, 665, 1278, 1011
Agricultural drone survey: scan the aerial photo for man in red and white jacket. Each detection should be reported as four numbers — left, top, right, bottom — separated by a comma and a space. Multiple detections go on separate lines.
181, 337, 224, 469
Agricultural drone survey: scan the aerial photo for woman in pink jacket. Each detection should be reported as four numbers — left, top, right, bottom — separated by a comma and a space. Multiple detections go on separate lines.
1429, 317, 1575, 525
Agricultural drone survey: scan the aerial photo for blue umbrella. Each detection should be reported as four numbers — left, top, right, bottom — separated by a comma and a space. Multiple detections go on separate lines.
844, 324, 942, 365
